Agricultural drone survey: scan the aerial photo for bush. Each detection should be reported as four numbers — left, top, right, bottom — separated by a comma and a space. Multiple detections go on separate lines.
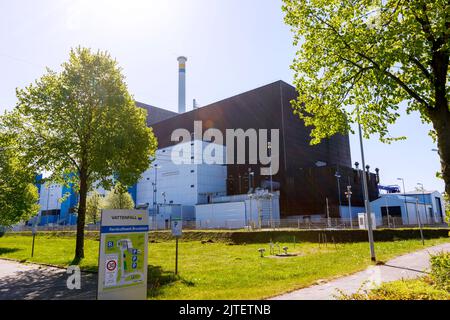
148, 228, 450, 244
103, 183, 134, 210
339, 251, 450, 300
430, 251, 450, 292
339, 278, 450, 300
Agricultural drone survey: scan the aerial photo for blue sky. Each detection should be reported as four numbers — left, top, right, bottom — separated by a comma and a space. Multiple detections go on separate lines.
0, 0, 443, 192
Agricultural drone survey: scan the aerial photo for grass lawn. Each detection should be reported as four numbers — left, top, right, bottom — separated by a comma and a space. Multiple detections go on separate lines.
0, 234, 449, 299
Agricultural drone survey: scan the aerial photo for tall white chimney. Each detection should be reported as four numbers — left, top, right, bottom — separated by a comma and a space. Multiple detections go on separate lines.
177, 56, 187, 113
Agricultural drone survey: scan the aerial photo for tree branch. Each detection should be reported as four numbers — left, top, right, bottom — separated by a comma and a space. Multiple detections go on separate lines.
409, 56, 433, 81
312, 11, 432, 110
408, 0, 436, 44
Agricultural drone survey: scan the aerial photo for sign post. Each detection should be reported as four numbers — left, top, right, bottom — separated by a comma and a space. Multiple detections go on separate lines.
171, 218, 182, 275
31, 211, 41, 257
97, 209, 149, 300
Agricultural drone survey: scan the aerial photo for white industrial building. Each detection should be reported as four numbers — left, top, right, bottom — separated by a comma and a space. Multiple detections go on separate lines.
38, 183, 63, 215
136, 140, 227, 209
135, 140, 281, 230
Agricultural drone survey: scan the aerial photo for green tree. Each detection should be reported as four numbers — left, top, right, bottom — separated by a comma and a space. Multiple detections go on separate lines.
86, 191, 103, 225
283, 0, 450, 195
0, 131, 39, 226
103, 183, 135, 210
5, 47, 157, 259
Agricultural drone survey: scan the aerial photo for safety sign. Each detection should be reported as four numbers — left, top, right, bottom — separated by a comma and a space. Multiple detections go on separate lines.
171, 218, 182, 237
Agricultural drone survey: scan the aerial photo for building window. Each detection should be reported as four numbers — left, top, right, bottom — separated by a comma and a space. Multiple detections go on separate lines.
190, 170, 195, 173
41, 209, 61, 216
381, 206, 402, 217
190, 185, 194, 188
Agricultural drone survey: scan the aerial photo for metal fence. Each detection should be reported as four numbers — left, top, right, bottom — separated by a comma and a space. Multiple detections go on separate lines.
9, 216, 447, 232
176, 217, 447, 231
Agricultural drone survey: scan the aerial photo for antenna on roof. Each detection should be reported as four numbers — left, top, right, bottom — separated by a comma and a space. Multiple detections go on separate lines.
193, 99, 199, 109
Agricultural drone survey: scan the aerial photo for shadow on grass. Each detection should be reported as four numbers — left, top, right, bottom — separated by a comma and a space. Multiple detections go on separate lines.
147, 265, 195, 298
0, 247, 20, 255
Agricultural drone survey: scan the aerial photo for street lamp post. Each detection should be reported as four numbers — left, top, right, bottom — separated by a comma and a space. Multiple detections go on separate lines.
249, 171, 254, 192
417, 183, 429, 224
152, 164, 161, 229
268, 142, 274, 228
345, 185, 353, 228
335, 171, 342, 219
248, 193, 254, 228
415, 198, 425, 245
326, 197, 331, 228
46, 185, 54, 225
268, 142, 273, 193
357, 109, 376, 262
397, 178, 410, 225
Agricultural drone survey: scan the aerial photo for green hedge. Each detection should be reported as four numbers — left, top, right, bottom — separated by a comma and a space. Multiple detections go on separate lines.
7, 227, 449, 244
148, 228, 450, 244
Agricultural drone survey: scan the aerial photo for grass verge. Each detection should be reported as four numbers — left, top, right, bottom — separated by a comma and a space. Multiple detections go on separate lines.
0, 234, 449, 299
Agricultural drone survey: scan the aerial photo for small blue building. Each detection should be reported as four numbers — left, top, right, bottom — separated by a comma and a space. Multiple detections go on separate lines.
404, 190, 446, 223
369, 191, 445, 226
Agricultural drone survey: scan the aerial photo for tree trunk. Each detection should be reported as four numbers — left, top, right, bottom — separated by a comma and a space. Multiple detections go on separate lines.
430, 104, 450, 197
75, 167, 88, 260
429, 39, 450, 197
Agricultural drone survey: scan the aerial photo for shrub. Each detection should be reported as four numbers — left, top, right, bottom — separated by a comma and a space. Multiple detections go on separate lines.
430, 251, 450, 292
339, 278, 450, 300
338, 251, 450, 300
103, 183, 134, 210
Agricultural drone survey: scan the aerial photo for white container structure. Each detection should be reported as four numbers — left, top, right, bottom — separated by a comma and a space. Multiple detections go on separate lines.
358, 212, 377, 230
195, 190, 280, 229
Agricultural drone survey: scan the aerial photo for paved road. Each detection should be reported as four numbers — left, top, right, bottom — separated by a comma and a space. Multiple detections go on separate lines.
271, 242, 450, 300
0, 259, 97, 300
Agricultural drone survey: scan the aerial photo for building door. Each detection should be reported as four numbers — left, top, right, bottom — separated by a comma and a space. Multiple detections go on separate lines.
381, 206, 402, 225
435, 197, 443, 222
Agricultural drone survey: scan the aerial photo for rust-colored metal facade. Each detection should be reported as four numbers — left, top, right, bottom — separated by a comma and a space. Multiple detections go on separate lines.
146, 81, 379, 217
